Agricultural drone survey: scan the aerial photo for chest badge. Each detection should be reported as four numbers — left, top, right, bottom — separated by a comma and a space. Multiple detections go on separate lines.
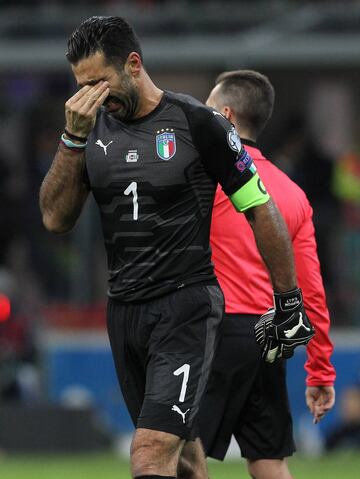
126, 149, 139, 162
156, 128, 176, 161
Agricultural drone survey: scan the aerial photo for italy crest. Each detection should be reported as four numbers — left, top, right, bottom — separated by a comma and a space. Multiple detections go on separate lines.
156, 129, 176, 160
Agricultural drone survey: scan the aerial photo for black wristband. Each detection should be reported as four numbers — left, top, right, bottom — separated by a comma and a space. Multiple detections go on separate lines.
64, 128, 87, 143
274, 288, 303, 313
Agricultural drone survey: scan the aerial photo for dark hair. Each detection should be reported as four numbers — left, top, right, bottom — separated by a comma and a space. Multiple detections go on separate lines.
215, 70, 275, 138
66, 16, 143, 67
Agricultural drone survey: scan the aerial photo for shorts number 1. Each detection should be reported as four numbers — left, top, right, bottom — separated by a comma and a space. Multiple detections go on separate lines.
173, 363, 190, 403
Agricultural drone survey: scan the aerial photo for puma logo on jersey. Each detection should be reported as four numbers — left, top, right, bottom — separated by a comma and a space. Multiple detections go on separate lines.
171, 405, 190, 424
284, 313, 311, 338
95, 139, 113, 155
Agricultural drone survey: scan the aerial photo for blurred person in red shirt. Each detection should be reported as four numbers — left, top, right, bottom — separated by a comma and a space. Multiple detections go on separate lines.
0, 268, 39, 403
181, 70, 336, 479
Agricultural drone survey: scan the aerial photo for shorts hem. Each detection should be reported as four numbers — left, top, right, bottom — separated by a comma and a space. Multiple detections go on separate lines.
242, 449, 296, 461
207, 446, 296, 462
136, 421, 196, 441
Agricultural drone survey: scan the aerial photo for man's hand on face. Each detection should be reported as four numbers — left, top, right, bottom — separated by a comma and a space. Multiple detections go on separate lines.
65, 81, 110, 139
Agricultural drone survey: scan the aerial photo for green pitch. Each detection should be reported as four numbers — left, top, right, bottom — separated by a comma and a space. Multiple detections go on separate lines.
0, 451, 359, 478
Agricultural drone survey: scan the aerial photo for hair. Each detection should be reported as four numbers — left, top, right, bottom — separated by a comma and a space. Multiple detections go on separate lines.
215, 70, 275, 138
66, 16, 143, 68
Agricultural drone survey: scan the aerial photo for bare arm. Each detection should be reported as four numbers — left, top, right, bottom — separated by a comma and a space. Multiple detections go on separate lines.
250, 199, 315, 362
245, 198, 297, 292
39, 81, 110, 234
39, 144, 89, 233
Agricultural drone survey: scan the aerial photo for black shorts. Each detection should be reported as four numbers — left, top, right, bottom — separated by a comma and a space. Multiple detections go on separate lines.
198, 314, 296, 460
107, 284, 224, 440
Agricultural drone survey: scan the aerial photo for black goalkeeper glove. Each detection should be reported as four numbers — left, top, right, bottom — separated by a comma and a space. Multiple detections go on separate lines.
255, 288, 315, 363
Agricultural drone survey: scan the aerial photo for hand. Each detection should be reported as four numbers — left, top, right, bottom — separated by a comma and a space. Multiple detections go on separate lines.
65, 81, 110, 139
254, 308, 280, 363
255, 288, 315, 363
306, 386, 335, 424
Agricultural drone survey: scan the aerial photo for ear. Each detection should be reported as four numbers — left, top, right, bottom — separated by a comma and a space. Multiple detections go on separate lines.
222, 106, 234, 122
126, 52, 142, 77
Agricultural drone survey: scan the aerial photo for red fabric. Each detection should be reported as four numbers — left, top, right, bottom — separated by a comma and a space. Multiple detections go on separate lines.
211, 145, 335, 386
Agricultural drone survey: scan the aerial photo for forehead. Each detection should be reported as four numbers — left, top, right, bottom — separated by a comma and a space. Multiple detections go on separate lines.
71, 51, 118, 86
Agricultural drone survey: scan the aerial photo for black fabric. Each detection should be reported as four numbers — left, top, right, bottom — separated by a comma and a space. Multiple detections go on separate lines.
107, 284, 224, 440
166, 93, 255, 196
241, 138, 257, 148
268, 289, 315, 360
135, 476, 176, 479
198, 314, 295, 460
135, 475, 176, 479
84, 90, 256, 302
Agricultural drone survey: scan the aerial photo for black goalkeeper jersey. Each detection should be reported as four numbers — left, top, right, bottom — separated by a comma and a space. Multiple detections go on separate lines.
85, 90, 256, 302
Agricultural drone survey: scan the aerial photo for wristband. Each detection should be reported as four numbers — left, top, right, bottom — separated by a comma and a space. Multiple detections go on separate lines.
61, 133, 87, 149
274, 288, 303, 313
64, 128, 87, 143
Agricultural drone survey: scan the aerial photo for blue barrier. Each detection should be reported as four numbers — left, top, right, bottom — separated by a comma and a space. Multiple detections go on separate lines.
44, 332, 360, 440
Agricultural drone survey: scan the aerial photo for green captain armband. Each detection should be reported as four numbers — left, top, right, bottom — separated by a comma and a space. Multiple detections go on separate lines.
230, 173, 270, 212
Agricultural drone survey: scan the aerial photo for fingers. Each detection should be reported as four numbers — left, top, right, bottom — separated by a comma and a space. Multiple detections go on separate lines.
67, 81, 109, 111
265, 342, 279, 363
65, 81, 110, 137
313, 406, 329, 424
76, 82, 109, 111
305, 387, 336, 424
67, 84, 92, 105
324, 387, 336, 409
79, 82, 109, 111
311, 389, 335, 423
313, 396, 326, 423
88, 87, 110, 115
306, 396, 316, 416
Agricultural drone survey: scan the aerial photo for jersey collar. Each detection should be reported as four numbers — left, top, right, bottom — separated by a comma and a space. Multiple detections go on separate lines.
241, 138, 267, 161
241, 138, 257, 148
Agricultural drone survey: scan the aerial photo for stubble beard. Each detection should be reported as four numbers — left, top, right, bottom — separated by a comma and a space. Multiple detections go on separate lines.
105, 74, 140, 121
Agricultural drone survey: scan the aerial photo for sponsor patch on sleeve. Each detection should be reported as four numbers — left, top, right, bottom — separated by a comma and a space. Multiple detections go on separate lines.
235, 148, 257, 174
227, 126, 242, 152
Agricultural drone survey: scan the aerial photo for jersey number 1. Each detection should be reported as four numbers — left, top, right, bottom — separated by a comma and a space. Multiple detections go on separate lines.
124, 181, 138, 221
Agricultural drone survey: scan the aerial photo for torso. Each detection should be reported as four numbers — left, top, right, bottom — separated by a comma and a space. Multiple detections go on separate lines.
85, 91, 218, 301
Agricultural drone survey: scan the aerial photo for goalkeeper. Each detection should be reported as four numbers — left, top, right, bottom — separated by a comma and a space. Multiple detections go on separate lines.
182, 71, 336, 479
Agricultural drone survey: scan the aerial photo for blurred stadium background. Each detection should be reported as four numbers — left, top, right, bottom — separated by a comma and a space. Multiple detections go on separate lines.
1, 0, 360, 477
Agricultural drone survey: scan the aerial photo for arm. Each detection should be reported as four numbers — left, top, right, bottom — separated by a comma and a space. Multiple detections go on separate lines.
183, 106, 313, 359
293, 203, 336, 421
231, 182, 315, 361
245, 198, 296, 292
293, 205, 335, 385
39, 81, 110, 233
39, 144, 89, 233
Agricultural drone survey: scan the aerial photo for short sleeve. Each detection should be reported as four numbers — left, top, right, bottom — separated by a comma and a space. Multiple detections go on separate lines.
187, 107, 257, 196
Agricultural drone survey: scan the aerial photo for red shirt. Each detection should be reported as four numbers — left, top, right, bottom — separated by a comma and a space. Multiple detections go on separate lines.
211, 143, 335, 386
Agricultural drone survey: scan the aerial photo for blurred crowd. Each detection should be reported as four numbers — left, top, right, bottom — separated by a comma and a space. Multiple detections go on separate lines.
0, 70, 360, 324
0, 0, 359, 423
